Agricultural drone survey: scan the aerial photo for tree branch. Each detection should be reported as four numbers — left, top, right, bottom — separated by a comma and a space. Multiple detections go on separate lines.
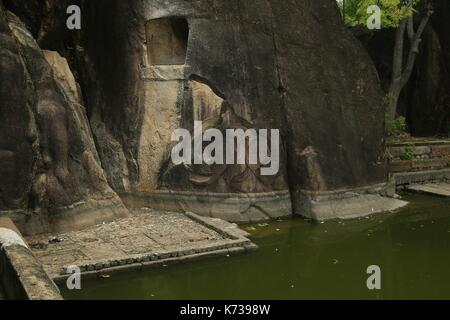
407, 15, 415, 39
400, 8, 433, 89
406, 0, 415, 39
390, 19, 407, 92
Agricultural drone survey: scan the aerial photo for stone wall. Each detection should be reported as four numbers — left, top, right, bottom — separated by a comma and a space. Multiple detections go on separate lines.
388, 141, 450, 173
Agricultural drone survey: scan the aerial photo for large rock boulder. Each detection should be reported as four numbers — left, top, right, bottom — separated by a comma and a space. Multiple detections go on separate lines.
1, 0, 402, 224
74, 0, 394, 220
0, 4, 128, 235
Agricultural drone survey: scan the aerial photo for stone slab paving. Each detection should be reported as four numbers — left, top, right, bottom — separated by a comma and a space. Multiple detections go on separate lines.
26, 209, 255, 279
407, 183, 450, 197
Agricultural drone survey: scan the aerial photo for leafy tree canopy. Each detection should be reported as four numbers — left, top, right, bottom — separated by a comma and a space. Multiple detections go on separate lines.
338, 0, 419, 28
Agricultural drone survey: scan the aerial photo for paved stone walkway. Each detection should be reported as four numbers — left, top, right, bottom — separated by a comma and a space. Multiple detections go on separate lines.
408, 183, 450, 197
26, 209, 255, 279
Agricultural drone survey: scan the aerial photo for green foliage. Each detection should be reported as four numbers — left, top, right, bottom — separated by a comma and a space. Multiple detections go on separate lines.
386, 149, 395, 161
401, 144, 415, 160
339, 0, 419, 28
383, 91, 396, 107
385, 114, 407, 136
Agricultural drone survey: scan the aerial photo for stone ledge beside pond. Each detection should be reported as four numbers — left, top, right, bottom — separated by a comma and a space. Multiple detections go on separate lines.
293, 181, 408, 221
121, 190, 292, 223
0, 218, 62, 300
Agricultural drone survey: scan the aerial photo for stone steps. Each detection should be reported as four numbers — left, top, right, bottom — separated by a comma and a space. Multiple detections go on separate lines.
407, 183, 450, 197
27, 209, 256, 280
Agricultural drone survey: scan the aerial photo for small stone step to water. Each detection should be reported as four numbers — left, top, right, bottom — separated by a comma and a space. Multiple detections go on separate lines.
407, 183, 450, 197
304, 194, 408, 221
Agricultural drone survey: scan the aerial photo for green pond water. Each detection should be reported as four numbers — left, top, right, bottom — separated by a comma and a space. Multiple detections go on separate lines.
61, 193, 450, 300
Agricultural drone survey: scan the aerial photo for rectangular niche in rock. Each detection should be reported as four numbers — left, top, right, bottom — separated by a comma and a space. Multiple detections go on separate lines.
146, 17, 189, 66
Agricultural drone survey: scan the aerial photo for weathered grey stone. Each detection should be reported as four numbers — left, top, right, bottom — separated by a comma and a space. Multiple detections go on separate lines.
122, 190, 292, 222
59, 0, 387, 220
394, 169, 450, 186
0, 219, 61, 300
0, 7, 129, 235
1, 0, 398, 227
408, 183, 450, 197
412, 158, 448, 170
296, 183, 407, 220
43, 50, 82, 105
28, 209, 254, 278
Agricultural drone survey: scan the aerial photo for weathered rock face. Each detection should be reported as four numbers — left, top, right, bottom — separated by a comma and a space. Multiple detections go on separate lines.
1, 0, 390, 225
0, 7, 33, 212
77, 0, 386, 211
407, 0, 450, 136
0, 4, 128, 235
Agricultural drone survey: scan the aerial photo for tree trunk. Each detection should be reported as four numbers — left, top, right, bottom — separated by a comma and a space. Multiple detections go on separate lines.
388, 7, 433, 118
388, 20, 407, 118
